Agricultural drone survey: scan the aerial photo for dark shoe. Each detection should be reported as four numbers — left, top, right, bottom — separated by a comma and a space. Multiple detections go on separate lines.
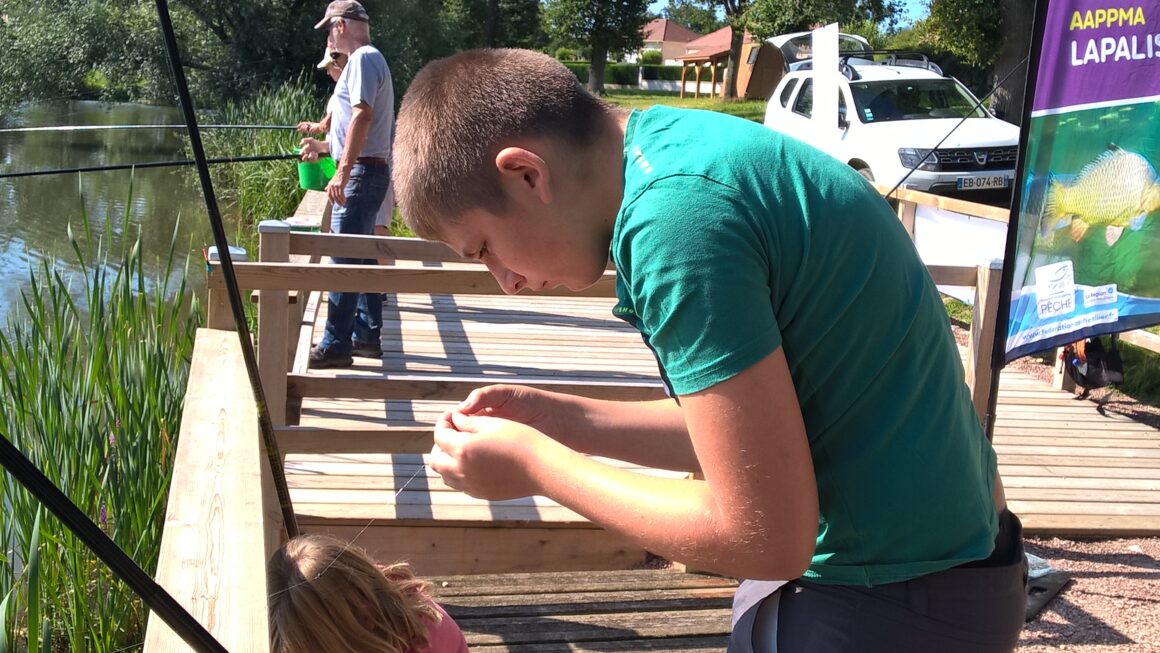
308, 345, 353, 369
351, 340, 382, 359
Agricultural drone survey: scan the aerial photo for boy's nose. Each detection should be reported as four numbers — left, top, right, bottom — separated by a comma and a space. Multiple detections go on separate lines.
486, 262, 525, 294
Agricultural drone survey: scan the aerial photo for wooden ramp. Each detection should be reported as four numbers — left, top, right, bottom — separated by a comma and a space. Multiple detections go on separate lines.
290, 292, 682, 575
290, 289, 1160, 576
992, 368, 1160, 535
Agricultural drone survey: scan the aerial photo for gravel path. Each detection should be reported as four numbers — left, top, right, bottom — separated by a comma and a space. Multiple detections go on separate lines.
961, 327, 1160, 651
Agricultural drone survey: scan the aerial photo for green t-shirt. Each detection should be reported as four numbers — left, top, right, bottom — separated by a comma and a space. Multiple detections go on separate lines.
611, 106, 998, 587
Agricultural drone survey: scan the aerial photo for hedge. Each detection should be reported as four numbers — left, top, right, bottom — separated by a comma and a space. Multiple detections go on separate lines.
563, 62, 642, 86
640, 64, 684, 81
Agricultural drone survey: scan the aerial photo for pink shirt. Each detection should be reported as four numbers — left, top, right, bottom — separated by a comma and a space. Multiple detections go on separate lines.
408, 602, 468, 653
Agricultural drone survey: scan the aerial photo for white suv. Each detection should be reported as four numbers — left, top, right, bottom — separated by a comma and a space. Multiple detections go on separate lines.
763, 54, 1019, 204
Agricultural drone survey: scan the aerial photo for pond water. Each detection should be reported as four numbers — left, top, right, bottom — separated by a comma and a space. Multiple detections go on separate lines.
0, 100, 243, 321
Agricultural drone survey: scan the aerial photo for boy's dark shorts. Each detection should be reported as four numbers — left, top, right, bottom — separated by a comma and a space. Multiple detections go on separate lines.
729, 510, 1028, 653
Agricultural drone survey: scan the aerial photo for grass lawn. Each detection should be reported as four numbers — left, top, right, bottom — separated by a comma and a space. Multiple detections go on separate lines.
603, 89, 767, 123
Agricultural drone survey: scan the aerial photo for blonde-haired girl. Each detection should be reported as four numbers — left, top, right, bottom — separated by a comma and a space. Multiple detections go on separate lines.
268, 534, 468, 653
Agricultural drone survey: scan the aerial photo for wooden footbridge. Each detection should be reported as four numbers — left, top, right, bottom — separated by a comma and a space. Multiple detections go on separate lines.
144, 188, 1160, 651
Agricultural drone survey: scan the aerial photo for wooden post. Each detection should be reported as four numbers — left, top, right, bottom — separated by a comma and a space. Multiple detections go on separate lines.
1052, 346, 1076, 392
258, 220, 291, 426
895, 199, 917, 240
694, 64, 702, 99
679, 63, 688, 99
710, 61, 718, 98
966, 260, 1003, 430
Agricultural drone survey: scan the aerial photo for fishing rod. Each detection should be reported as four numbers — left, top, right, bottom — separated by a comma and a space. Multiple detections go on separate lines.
154, 0, 301, 549
0, 124, 297, 134
885, 55, 1031, 199
0, 435, 231, 653
0, 152, 300, 180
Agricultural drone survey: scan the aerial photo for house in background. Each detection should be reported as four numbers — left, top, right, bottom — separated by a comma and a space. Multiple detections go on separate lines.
628, 18, 701, 65
675, 26, 795, 100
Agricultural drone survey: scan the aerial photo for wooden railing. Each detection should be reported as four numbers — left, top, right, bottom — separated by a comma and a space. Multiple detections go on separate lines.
142, 329, 281, 652
206, 216, 1006, 433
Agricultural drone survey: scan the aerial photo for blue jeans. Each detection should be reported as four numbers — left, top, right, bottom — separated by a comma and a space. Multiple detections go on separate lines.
318, 162, 390, 354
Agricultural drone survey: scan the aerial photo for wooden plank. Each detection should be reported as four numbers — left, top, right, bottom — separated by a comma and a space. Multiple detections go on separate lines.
290, 232, 466, 262
872, 182, 1011, 222
1017, 513, 1160, 535
296, 523, 650, 575
258, 221, 291, 425
287, 373, 666, 402
1006, 500, 1160, 516
1120, 329, 1160, 355
430, 570, 737, 596
997, 454, 1160, 470
466, 637, 728, 653
143, 329, 273, 653
927, 265, 979, 286
1000, 473, 1160, 490
275, 425, 433, 453
454, 608, 731, 646
208, 262, 619, 297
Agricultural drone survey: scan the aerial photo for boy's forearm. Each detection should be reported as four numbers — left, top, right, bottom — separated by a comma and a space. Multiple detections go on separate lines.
529, 440, 799, 579
562, 396, 700, 473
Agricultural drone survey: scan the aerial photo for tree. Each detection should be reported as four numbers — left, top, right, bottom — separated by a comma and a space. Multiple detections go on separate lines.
543, 0, 651, 95
441, 0, 545, 50
662, 0, 723, 34
744, 0, 902, 38
925, 0, 1032, 123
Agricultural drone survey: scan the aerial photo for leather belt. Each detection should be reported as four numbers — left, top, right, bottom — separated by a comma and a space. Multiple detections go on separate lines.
355, 156, 389, 166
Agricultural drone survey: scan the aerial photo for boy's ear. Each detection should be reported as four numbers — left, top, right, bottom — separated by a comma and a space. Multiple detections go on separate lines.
495, 147, 553, 206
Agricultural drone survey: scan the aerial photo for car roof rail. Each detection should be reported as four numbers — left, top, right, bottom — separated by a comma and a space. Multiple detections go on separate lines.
794, 60, 861, 81
839, 50, 944, 76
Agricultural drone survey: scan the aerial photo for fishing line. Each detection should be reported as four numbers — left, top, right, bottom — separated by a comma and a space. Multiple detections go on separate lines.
154, 0, 300, 540
0, 153, 299, 180
885, 55, 1031, 200
0, 435, 230, 653
266, 464, 429, 600
0, 124, 297, 134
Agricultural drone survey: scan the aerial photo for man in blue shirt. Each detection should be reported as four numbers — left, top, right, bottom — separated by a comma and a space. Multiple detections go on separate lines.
300, 0, 393, 367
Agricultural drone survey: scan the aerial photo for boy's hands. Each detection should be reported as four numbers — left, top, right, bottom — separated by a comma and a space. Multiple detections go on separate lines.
456, 384, 560, 435
430, 410, 555, 501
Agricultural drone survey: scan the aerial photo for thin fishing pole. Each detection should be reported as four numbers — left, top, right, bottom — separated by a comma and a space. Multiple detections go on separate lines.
154, 0, 300, 539
0, 435, 229, 653
0, 124, 297, 134
0, 153, 299, 180
885, 56, 1031, 200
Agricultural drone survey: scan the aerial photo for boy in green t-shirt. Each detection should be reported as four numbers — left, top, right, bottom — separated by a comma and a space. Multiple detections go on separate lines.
392, 48, 1026, 651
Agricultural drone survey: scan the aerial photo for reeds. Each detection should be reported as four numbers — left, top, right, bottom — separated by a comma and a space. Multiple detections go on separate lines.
0, 181, 201, 652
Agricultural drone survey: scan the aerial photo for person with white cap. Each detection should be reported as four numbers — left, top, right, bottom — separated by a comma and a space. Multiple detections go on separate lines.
297, 49, 348, 137
299, 0, 394, 368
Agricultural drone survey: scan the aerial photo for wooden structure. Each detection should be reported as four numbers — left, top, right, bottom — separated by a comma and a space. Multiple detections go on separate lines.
146, 185, 1160, 651
433, 569, 737, 651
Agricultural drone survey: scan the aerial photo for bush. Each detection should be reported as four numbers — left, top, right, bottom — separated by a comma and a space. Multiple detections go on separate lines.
605, 64, 640, 86
640, 64, 684, 81
564, 62, 589, 84
555, 46, 579, 61
640, 49, 663, 65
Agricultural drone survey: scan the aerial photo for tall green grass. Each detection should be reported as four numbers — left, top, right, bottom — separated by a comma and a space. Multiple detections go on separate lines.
202, 74, 323, 250
0, 185, 201, 652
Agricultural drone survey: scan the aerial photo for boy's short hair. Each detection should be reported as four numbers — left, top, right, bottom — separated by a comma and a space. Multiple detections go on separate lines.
267, 534, 439, 653
392, 48, 612, 240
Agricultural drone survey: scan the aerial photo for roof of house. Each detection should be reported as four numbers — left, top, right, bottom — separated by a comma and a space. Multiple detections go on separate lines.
642, 18, 700, 43
678, 26, 756, 60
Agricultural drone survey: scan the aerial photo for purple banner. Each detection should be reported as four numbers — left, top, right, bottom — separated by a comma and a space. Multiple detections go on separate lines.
1033, 0, 1160, 112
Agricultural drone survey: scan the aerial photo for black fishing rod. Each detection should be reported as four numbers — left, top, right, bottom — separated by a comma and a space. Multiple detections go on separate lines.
0, 436, 231, 653
885, 56, 1031, 199
154, 0, 300, 549
0, 153, 299, 180
0, 124, 296, 134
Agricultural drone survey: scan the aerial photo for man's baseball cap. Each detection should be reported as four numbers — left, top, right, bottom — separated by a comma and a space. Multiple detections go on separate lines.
313, 0, 370, 30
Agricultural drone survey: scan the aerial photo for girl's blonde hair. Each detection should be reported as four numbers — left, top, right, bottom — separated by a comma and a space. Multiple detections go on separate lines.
268, 534, 440, 653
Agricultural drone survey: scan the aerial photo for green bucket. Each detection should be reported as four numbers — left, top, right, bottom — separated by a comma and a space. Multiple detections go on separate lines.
294, 148, 337, 190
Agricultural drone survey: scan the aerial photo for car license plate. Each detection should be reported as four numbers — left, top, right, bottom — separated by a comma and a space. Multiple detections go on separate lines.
956, 175, 1010, 190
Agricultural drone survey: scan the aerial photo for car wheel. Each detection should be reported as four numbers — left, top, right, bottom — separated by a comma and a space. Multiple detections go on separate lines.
855, 166, 874, 182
